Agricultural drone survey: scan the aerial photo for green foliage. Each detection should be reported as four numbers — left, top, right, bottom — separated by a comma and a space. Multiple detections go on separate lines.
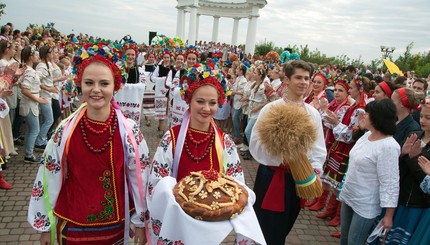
395, 42, 430, 77
255, 40, 282, 56
0, 3, 5, 19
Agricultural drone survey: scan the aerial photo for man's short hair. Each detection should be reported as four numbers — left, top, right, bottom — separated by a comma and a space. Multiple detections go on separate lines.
283, 60, 312, 79
413, 78, 428, 90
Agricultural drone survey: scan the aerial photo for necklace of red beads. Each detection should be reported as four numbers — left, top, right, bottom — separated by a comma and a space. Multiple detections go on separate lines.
184, 127, 215, 162
80, 108, 118, 153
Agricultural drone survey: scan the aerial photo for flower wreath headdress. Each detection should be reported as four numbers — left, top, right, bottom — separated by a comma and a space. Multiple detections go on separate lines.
312, 69, 330, 86
72, 42, 125, 91
184, 45, 199, 58
179, 63, 228, 106
121, 40, 139, 59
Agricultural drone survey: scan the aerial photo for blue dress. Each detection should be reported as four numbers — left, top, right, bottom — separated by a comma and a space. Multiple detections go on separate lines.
408, 176, 430, 245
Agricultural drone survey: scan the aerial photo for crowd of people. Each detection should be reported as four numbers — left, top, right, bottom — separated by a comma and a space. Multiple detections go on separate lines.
0, 21, 430, 244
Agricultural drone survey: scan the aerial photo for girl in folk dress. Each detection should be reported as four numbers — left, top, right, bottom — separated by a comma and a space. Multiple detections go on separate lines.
28, 43, 150, 245
146, 63, 265, 244
151, 50, 173, 137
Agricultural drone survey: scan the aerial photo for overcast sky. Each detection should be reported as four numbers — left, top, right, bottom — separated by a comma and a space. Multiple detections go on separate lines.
3, 0, 430, 63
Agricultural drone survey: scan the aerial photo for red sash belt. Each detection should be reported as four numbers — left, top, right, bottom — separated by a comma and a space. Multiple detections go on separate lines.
261, 165, 305, 212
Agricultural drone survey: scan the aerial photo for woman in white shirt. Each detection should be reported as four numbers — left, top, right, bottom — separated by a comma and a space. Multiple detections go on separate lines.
19, 47, 48, 162
35, 45, 56, 149
339, 99, 400, 245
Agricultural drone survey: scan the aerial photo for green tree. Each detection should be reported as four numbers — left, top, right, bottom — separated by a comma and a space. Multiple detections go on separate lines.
0, 3, 5, 20
255, 40, 276, 56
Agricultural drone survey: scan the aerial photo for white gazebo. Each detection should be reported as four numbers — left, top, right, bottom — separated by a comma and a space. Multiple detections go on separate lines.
176, 0, 267, 55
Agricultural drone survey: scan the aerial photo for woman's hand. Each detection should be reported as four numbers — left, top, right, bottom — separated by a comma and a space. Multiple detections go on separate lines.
4, 62, 19, 77
357, 112, 366, 130
134, 227, 147, 245
38, 97, 48, 104
380, 208, 395, 241
263, 81, 273, 92
324, 110, 339, 126
319, 98, 328, 112
401, 134, 417, 156
418, 156, 430, 175
409, 140, 423, 158
40, 232, 51, 245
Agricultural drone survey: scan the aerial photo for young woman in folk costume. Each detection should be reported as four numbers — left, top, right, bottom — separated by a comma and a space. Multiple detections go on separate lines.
146, 63, 265, 244
316, 76, 371, 238
306, 77, 353, 238
150, 49, 173, 137
27, 43, 150, 245
373, 81, 395, 101
142, 51, 156, 126
304, 69, 329, 107
114, 41, 147, 127
166, 46, 198, 127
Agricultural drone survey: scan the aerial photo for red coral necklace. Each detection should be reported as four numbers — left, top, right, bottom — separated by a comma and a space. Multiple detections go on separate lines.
184, 128, 215, 162
80, 109, 118, 153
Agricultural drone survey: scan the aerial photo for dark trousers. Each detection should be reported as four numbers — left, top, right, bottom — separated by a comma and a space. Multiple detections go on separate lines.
253, 165, 301, 245
49, 99, 61, 133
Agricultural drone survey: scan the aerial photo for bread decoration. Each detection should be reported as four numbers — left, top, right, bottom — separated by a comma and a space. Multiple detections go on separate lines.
173, 170, 248, 221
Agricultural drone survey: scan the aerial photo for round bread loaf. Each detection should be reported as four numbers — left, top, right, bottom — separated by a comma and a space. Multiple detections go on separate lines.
173, 170, 248, 221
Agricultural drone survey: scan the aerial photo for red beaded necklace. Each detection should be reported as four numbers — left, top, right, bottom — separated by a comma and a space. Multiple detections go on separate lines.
80, 110, 118, 154
184, 128, 215, 162
82, 109, 115, 135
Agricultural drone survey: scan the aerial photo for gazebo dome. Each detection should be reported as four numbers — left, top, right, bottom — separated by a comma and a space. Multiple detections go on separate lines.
176, 0, 267, 54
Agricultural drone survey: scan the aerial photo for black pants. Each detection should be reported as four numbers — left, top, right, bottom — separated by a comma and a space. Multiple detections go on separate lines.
253, 165, 301, 245
49, 99, 61, 133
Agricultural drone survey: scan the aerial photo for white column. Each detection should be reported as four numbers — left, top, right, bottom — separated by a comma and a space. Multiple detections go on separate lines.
188, 7, 197, 45
211, 16, 220, 42
231, 18, 240, 46
245, 16, 258, 55
176, 8, 185, 39
196, 14, 200, 42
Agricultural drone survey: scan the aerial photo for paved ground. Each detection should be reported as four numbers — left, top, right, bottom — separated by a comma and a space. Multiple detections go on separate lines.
0, 117, 340, 244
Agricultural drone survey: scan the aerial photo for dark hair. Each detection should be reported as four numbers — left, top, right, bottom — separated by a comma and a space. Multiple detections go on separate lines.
283, 60, 312, 79
374, 76, 383, 84
21, 46, 33, 63
0, 25, 9, 35
39, 45, 51, 76
365, 99, 397, 135
238, 63, 247, 76
413, 78, 428, 90
393, 76, 407, 89
363, 72, 374, 81
346, 65, 355, 73
378, 81, 396, 94
0, 40, 9, 58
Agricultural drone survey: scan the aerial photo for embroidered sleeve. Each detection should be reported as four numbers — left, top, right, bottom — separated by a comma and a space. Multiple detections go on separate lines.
333, 108, 364, 143
27, 126, 64, 232
322, 104, 350, 129
147, 130, 174, 199
223, 134, 245, 183
36, 63, 49, 80
21, 69, 35, 90
126, 121, 151, 226
420, 175, 430, 194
